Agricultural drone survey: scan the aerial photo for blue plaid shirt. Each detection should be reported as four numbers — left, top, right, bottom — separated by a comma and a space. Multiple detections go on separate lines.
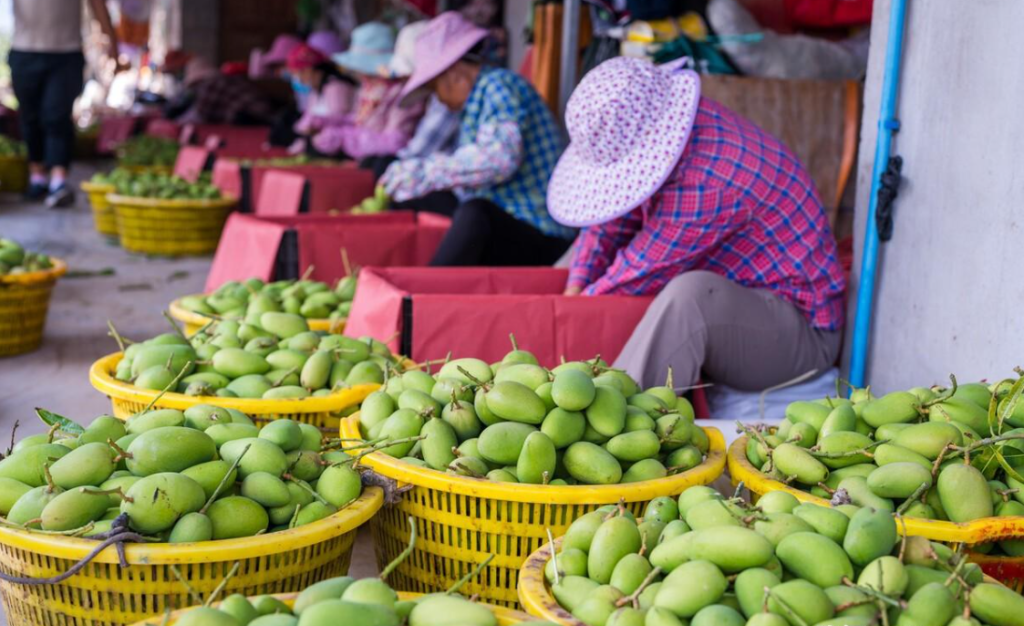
379, 68, 575, 240
455, 68, 575, 239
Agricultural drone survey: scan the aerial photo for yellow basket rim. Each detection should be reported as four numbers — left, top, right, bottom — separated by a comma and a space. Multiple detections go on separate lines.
90, 352, 378, 414
340, 413, 726, 504
518, 535, 586, 626
168, 296, 346, 334
127, 591, 532, 626
80, 181, 116, 192
0, 257, 68, 285
0, 487, 382, 564
729, 436, 1024, 543
108, 194, 238, 209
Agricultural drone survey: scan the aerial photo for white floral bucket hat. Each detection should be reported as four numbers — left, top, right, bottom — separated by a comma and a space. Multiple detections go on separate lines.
547, 57, 702, 227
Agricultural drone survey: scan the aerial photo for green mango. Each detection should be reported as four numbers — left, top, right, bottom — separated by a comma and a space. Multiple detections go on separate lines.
861, 392, 920, 428
866, 462, 932, 499
168, 512, 214, 543
817, 432, 875, 469
564, 441, 622, 484
7, 484, 64, 527
928, 397, 989, 434
0, 478, 33, 515
873, 443, 932, 470
644, 496, 680, 524
735, 567, 781, 618
517, 431, 557, 484
541, 408, 587, 449
478, 422, 537, 465
409, 594, 494, 626
127, 408, 186, 434
836, 476, 893, 512
892, 422, 963, 460
766, 580, 834, 626
551, 575, 600, 612
398, 389, 442, 417
441, 399, 482, 441
938, 463, 992, 522
677, 486, 721, 517
494, 363, 549, 391
226, 375, 274, 399
546, 547, 589, 582
818, 403, 858, 439
300, 600, 398, 626
563, 510, 607, 552
81, 415, 127, 444
439, 358, 493, 385
126, 427, 217, 476
691, 605, 743, 626
48, 442, 116, 488
40, 487, 110, 531
259, 420, 303, 452
968, 583, 1024, 626
776, 532, 852, 587
858, 555, 908, 596
843, 506, 898, 566
181, 460, 236, 500
588, 515, 642, 583
292, 576, 354, 614
552, 370, 597, 411
206, 423, 260, 447
606, 606, 645, 626
207, 496, 270, 539
260, 312, 309, 339
484, 381, 547, 424
791, 503, 849, 544
772, 443, 829, 485
649, 532, 693, 573
605, 430, 660, 462
240, 472, 291, 507
183, 404, 233, 431
785, 401, 831, 431
757, 491, 800, 514
573, 585, 624, 626
654, 560, 727, 618
341, 578, 398, 608
753, 512, 815, 547
121, 473, 206, 533
315, 464, 361, 508
376, 410, 424, 458
656, 414, 693, 451
175, 607, 242, 626
586, 386, 628, 437
824, 586, 876, 618
658, 519, 690, 545
900, 582, 955, 626
687, 525, 774, 572
212, 348, 271, 378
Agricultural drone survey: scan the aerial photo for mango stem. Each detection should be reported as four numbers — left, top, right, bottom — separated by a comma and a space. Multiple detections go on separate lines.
546, 528, 559, 586
203, 562, 241, 607
380, 516, 416, 581
286, 475, 329, 506
446, 554, 494, 596
169, 565, 203, 607
200, 444, 250, 514
139, 361, 194, 414
616, 566, 662, 609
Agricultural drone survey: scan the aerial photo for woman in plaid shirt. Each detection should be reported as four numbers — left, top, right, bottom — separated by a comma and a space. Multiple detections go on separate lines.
548, 57, 846, 391
379, 12, 576, 266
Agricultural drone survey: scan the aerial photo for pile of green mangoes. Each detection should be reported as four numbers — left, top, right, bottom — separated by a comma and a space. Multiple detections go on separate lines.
162, 579, 543, 626
114, 314, 393, 398
0, 237, 54, 275
743, 375, 1024, 554
0, 409, 363, 541
545, 487, 1024, 626
180, 276, 357, 324
350, 186, 390, 215
237, 155, 334, 168
89, 167, 137, 188
360, 340, 708, 486
116, 135, 179, 167
113, 170, 222, 200
0, 134, 26, 156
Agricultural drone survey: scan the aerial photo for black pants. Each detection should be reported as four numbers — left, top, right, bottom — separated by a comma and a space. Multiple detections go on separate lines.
430, 198, 573, 266
8, 50, 85, 169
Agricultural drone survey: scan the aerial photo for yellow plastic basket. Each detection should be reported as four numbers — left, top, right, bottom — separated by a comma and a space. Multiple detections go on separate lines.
0, 154, 28, 193
0, 259, 67, 357
0, 488, 382, 626
168, 295, 346, 336
339, 414, 726, 608
90, 352, 378, 430
108, 194, 237, 256
81, 181, 118, 237
127, 591, 536, 626
119, 164, 174, 175
729, 436, 1024, 591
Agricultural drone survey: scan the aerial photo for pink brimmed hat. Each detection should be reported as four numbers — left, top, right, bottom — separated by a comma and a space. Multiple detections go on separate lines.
398, 11, 488, 106
263, 34, 303, 66
547, 57, 702, 227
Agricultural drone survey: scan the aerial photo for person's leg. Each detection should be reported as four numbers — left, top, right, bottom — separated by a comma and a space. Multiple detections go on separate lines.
614, 271, 842, 390
41, 52, 85, 207
7, 50, 48, 198
394, 191, 458, 216
429, 198, 494, 266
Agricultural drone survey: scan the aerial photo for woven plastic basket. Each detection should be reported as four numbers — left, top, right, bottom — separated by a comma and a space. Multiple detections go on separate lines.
168, 295, 345, 336
0, 154, 28, 193
0, 487, 383, 626
729, 436, 1024, 591
90, 352, 377, 430
108, 194, 236, 256
80, 181, 118, 237
0, 259, 67, 357
339, 414, 726, 608
127, 591, 535, 626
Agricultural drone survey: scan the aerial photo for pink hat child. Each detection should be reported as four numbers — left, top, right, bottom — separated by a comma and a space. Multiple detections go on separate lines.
547, 57, 702, 227
398, 11, 489, 106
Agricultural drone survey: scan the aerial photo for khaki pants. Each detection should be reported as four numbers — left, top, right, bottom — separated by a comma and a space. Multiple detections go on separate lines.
614, 271, 842, 391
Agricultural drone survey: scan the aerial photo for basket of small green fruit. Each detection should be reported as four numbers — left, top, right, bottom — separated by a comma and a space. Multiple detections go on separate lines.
0, 237, 66, 357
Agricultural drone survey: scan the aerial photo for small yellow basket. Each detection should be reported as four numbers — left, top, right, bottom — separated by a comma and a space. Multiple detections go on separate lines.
0, 154, 28, 193
339, 414, 726, 608
0, 259, 67, 357
127, 591, 536, 626
80, 181, 118, 237
0, 488, 382, 626
729, 436, 1024, 591
108, 194, 236, 256
90, 352, 378, 430
169, 295, 346, 336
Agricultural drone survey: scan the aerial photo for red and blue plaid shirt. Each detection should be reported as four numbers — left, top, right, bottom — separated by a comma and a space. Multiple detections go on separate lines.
568, 98, 846, 331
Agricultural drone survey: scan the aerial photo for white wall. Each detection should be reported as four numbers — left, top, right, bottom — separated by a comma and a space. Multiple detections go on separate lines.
846, 0, 1024, 392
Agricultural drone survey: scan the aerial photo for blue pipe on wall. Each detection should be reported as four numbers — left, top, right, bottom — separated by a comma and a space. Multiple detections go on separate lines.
849, 0, 910, 389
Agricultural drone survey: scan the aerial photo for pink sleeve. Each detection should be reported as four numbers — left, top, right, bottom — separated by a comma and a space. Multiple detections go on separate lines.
321, 81, 355, 118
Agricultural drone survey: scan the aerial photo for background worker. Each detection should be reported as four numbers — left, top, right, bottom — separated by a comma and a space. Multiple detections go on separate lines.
8, 0, 120, 207
380, 11, 575, 266
547, 57, 846, 390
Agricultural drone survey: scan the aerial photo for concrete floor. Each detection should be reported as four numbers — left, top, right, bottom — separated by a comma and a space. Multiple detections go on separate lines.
0, 162, 377, 623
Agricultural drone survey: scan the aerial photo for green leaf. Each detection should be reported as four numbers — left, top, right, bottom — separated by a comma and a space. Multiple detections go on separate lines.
35, 408, 85, 435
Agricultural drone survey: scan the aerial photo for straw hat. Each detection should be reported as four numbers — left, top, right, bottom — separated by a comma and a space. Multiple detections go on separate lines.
547, 57, 702, 227
398, 12, 488, 106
